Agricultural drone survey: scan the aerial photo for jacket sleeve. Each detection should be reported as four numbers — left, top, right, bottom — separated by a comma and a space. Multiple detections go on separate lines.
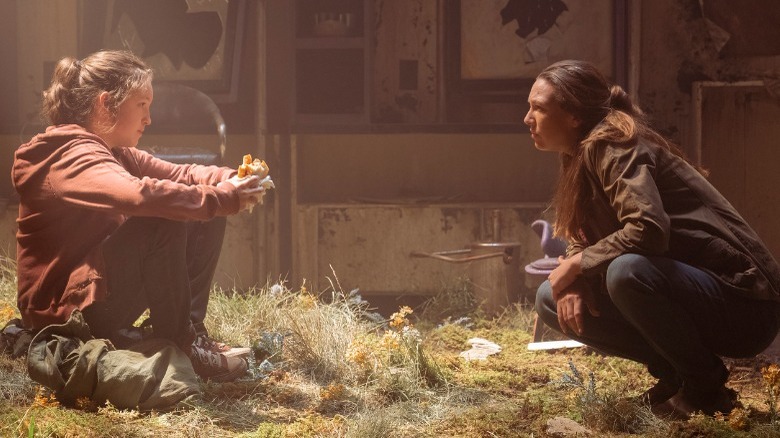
566, 241, 586, 258
579, 141, 671, 274
121, 147, 237, 186
48, 141, 240, 221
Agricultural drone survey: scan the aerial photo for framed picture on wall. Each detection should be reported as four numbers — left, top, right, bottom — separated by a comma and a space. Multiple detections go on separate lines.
445, 0, 628, 124
78, 0, 246, 103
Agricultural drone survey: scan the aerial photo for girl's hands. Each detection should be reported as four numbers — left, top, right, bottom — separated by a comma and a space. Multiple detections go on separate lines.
226, 174, 265, 212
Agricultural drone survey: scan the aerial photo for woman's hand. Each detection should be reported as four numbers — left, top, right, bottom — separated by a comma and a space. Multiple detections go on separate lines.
225, 174, 265, 212
556, 286, 599, 336
549, 252, 599, 336
548, 252, 583, 301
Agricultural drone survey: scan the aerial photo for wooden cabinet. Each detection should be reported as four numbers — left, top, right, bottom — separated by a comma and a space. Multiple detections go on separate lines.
292, 202, 547, 303
292, 0, 371, 125
268, 0, 447, 130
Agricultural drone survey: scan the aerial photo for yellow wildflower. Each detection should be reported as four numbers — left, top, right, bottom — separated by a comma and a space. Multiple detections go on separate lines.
380, 330, 402, 351
320, 383, 346, 401
296, 292, 317, 309
389, 306, 413, 331
763, 363, 780, 391
32, 386, 59, 407
346, 338, 370, 366
75, 396, 99, 411
726, 407, 750, 431
0, 303, 17, 323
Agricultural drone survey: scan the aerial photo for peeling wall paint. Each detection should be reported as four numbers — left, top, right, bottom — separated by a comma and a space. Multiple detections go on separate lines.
640, 0, 780, 154
372, 0, 439, 123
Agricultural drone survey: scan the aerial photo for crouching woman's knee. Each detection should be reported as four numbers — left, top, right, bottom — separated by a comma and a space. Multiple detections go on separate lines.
535, 280, 560, 330
605, 253, 654, 306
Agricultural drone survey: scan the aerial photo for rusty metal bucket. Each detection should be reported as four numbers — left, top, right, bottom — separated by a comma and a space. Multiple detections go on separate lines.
410, 241, 523, 315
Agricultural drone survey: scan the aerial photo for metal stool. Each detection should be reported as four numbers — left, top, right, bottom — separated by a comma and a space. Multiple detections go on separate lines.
524, 220, 583, 349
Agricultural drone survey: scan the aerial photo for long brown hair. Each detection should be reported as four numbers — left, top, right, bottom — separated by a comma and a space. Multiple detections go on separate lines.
42, 50, 153, 128
537, 60, 704, 242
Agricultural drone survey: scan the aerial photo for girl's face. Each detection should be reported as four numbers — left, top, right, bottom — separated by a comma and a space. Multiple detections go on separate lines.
523, 78, 580, 154
95, 84, 153, 149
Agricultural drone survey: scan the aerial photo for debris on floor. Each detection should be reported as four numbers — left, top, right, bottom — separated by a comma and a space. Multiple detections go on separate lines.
546, 416, 592, 437
459, 337, 501, 361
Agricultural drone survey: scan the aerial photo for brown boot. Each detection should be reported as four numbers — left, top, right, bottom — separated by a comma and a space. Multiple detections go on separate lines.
189, 334, 249, 382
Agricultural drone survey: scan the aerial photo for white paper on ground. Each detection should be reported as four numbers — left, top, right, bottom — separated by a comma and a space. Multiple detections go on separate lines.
527, 339, 584, 351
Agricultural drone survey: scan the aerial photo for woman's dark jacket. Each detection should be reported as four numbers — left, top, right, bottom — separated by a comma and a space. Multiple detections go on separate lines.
569, 138, 780, 302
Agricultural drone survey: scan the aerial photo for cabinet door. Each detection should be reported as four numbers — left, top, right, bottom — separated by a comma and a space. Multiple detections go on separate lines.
293, 0, 370, 125
699, 83, 780, 259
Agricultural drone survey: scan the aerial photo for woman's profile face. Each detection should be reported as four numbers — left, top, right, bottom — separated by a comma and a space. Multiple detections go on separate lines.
96, 84, 153, 149
523, 78, 580, 154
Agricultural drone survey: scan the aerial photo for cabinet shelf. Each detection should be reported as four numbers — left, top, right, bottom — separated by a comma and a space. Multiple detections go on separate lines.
295, 0, 365, 37
295, 37, 365, 50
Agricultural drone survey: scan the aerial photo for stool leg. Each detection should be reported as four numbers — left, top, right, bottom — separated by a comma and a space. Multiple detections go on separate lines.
532, 314, 544, 342
529, 311, 585, 351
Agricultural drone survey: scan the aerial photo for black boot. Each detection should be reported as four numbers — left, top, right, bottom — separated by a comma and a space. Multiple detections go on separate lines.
651, 386, 738, 420
636, 377, 681, 406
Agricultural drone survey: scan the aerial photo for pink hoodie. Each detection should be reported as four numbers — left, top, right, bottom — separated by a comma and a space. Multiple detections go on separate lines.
12, 124, 239, 329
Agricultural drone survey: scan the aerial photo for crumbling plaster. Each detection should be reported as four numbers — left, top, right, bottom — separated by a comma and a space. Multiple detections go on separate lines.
639, 0, 780, 156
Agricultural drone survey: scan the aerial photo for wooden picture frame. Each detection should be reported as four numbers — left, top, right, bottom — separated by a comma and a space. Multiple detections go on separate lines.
445, 0, 628, 124
78, 0, 246, 102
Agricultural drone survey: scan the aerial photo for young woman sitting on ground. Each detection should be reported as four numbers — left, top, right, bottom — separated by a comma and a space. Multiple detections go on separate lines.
12, 50, 264, 382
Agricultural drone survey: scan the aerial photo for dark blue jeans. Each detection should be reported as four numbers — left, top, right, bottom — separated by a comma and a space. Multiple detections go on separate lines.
536, 253, 779, 393
83, 216, 226, 348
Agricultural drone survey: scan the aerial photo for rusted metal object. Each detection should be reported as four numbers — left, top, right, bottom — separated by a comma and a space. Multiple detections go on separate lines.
411, 240, 522, 315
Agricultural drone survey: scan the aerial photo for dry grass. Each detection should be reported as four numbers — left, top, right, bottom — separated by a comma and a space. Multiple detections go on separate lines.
2, 256, 780, 437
